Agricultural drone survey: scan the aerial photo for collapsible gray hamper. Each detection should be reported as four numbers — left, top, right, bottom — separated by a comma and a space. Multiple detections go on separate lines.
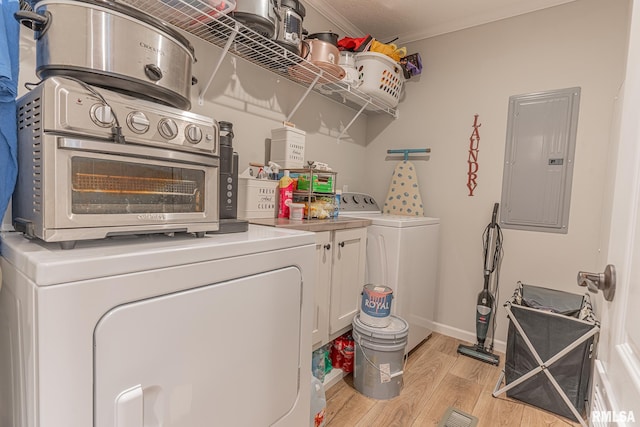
493, 283, 599, 427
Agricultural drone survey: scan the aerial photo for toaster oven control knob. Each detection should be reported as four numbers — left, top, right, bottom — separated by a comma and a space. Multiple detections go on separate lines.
185, 124, 202, 144
158, 118, 178, 140
90, 104, 114, 127
126, 111, 150, 134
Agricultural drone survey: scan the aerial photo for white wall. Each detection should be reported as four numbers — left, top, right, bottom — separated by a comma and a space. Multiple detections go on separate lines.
364, 0, 631, 347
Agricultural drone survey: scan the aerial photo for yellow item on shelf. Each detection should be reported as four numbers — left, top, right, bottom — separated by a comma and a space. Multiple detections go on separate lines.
369, 40, 407, 62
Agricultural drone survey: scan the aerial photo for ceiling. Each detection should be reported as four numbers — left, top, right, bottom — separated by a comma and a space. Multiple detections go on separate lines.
304, 0, 577, 44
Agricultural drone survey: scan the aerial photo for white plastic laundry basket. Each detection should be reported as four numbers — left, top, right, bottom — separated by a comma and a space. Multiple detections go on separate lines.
355, 52, 404, 108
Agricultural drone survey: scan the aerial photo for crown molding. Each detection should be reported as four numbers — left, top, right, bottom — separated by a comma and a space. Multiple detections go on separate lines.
304, 0, 577, 45
400, 0, 577, 43
303, 0, 365, 37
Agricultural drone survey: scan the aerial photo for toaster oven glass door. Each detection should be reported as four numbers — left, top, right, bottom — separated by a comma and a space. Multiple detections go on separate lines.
47, 139, 218, 228
71, 157, 205, 215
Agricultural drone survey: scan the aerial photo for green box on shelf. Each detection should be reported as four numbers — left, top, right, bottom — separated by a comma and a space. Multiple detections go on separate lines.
297, 174, 333, 193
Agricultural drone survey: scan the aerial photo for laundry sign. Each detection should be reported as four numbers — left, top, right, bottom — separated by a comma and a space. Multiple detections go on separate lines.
467, 114, 481, 196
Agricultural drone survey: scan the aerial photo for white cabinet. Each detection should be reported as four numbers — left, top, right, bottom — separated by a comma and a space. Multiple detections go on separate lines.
312, 227, 367, 349
329, 228, 367, 334
312, 231, 332, 347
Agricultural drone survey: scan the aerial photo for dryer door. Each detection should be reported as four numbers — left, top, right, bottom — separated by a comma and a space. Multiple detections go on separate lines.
94, 266, 303, 427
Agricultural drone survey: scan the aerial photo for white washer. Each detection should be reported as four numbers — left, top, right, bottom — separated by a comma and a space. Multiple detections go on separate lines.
0, 225, 314, 427
340, 192, 440, 353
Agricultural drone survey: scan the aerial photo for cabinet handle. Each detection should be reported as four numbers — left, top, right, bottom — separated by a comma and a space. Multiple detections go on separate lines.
324, 244, 331, 250
339, 241, 345, 248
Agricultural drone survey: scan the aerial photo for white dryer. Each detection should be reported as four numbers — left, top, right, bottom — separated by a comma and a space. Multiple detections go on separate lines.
340, 193, 440, 353
0, 226, 315, 427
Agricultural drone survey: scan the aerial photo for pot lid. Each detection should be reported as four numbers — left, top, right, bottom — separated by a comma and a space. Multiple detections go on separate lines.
68, 0, 196, 60
280, 0, 305, 18
307, 31, 339, 38
306, 31, 339, 45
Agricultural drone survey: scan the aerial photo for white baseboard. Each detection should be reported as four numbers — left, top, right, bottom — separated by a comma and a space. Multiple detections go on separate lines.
431, 322, 507, 354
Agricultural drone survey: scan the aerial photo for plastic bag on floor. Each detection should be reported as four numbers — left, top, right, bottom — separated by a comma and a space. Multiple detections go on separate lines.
310, 374, 326, 427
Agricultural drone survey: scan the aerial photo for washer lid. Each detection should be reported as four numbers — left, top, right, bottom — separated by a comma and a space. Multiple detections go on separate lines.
339, 192, 440, 226
341, 211, 439, 227
368, 214, 440, 227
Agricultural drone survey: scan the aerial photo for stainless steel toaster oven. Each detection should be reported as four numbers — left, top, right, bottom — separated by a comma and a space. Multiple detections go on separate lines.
12, 77, 219, 249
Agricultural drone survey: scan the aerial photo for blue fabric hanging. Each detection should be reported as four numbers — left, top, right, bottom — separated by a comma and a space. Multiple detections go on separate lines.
0, 0, 19, 228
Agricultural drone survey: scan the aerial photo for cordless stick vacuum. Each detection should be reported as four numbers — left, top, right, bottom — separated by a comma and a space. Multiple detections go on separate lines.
457, 203, 502, 366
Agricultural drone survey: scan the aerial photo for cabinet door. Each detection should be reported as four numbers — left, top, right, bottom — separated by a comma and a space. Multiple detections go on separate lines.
312, 231, 332, 348
329, 227, 367, 334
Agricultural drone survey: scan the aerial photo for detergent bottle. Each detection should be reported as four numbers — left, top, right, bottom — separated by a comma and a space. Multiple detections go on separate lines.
278, 170, 294, 218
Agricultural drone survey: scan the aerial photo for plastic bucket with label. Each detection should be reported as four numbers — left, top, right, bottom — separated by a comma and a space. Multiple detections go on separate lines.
352, 314, 408, 400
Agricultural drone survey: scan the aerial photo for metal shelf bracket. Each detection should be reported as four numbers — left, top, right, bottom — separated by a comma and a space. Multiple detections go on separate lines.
198, 22, 240, 106
337, 100, 370, 143
286, 71, 324, 122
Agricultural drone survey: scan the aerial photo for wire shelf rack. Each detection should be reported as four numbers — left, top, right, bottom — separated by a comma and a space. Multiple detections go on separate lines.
118, 0, 399, 120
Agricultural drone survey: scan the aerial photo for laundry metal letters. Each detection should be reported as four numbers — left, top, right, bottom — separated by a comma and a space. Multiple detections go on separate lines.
467, 114, 481, 196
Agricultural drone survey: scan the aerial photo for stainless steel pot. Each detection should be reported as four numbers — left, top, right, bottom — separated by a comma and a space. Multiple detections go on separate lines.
290, 37, 344, 84
16, 0, 196, 110
232, 0, 279, 39
301, 38, 339, 66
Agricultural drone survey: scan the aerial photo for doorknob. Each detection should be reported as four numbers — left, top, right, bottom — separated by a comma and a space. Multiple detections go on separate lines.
577, 264, 616, 301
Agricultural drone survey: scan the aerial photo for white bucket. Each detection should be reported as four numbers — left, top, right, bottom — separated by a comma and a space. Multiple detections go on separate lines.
352, 314, 408, 400
360, 284, 393, 328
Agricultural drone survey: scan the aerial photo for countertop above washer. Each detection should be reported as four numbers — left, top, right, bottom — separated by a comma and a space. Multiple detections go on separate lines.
249, 217, 372, 232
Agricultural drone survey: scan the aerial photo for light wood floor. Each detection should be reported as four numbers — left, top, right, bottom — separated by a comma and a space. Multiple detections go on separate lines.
324, 333, 584, 427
